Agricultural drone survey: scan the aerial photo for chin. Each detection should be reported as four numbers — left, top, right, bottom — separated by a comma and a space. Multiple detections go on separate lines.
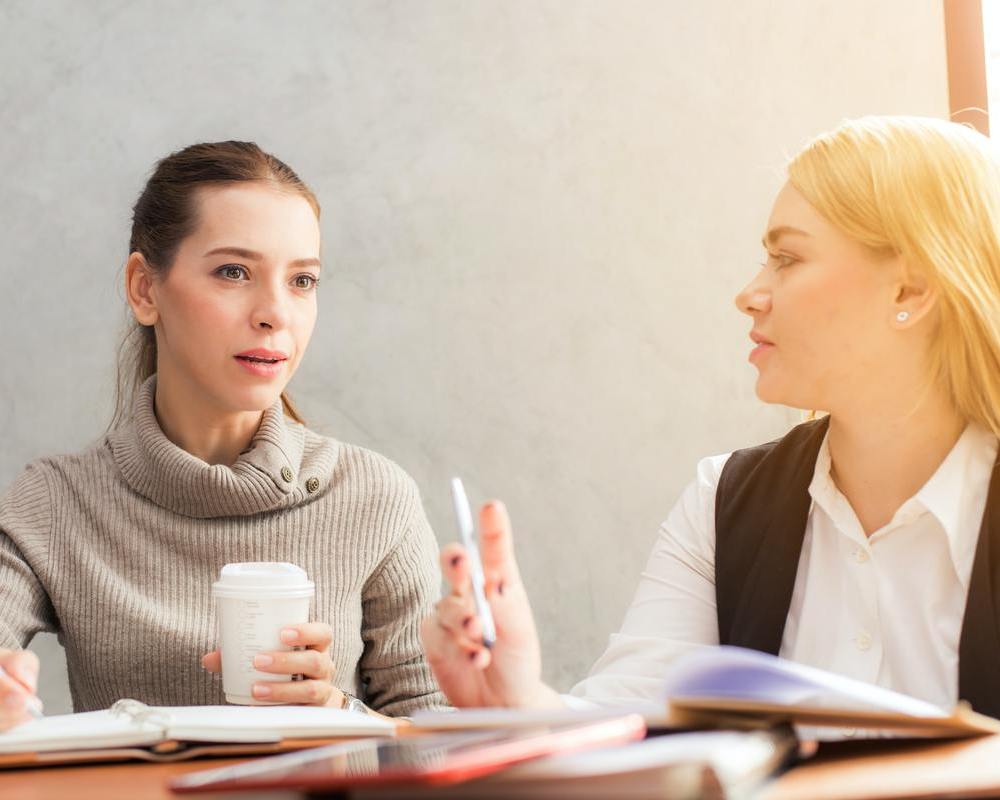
753, 373, 782, 405
221, 384, 286, 414
754, 376, 815, 410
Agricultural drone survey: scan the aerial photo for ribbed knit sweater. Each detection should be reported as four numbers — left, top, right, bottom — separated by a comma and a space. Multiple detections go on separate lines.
0, 377, 445, 716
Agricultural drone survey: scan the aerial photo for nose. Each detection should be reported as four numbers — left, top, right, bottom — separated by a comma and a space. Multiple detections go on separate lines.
734, 267, 772, 317
251, 279, 291, 332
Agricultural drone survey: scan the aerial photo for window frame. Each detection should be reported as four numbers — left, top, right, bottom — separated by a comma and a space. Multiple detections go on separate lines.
945, 0, 989, 134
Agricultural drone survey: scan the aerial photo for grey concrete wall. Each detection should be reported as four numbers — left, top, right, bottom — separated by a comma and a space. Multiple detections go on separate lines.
0, 1, 948, 713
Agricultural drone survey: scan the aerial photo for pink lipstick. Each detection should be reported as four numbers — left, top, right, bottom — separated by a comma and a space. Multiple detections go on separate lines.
234, 348, 288, 378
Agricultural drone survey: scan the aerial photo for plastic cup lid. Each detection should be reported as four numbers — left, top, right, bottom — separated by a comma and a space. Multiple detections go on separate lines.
212, 562, 315, 598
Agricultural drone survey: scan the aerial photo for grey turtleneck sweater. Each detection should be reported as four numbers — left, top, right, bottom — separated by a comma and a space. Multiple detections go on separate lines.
0, 377, 445, 716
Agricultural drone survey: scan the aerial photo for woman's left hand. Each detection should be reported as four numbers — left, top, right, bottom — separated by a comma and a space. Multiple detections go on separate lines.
201, 622, 345, 707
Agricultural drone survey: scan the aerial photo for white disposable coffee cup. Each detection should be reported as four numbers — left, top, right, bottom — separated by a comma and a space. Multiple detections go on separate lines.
212, 562, 315, 705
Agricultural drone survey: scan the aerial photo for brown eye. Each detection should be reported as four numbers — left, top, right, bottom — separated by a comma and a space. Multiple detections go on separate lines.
293, 274, 318, 290
217, 264, 248, 281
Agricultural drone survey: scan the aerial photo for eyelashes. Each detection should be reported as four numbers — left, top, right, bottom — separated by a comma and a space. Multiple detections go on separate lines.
760, 252, 799, 270
217, 264, 249, 281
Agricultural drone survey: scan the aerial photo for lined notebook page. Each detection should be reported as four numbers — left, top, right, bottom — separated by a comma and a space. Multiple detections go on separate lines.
0, 710, 164, 753
162, 705, 395, 741
0, 704, 395, 754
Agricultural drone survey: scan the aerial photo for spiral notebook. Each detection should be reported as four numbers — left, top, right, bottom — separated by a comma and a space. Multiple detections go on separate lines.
0, 699, 395, 767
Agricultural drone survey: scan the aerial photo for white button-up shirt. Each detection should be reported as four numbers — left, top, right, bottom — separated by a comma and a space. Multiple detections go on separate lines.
569, 423, 999, 712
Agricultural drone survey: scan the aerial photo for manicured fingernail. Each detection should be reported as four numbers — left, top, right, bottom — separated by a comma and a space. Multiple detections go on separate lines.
253, 684, 272, 698
280, 629, 298, 643
254, 654, 274, 668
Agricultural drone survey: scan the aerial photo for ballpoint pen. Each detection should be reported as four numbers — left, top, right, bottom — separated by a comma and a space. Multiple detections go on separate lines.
450, 477, 497, 648
0, 665, 43, 719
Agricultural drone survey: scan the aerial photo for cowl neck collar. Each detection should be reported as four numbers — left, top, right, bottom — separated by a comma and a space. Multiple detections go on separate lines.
109, 376, 317, 518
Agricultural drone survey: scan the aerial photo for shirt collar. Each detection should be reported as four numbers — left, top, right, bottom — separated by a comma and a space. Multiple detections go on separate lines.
808, 420, 998, 584
914, 422, 998, 583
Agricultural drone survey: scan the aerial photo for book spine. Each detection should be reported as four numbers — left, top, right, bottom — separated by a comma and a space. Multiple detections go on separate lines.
109, 699, 172, 732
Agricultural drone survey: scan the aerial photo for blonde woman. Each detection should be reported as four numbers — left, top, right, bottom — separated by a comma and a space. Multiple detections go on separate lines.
422, 116, 1000, 719
0, 142, 444, 730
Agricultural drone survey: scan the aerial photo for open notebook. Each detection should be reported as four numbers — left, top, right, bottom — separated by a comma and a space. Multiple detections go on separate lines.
0, 699, 395, 767
662, 646, 1000, 736
412, 646, 1000, 738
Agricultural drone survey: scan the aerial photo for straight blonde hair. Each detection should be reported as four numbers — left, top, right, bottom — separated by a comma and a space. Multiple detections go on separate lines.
787, 116, 1000, 437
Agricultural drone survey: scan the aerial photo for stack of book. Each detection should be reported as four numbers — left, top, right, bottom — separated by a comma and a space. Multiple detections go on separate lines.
4, 646, 998, 798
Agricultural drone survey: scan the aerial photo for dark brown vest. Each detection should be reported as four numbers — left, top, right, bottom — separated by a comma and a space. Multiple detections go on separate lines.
715, 416, 1000, 717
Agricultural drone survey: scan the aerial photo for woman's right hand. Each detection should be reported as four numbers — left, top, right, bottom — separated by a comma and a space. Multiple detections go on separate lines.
0, 649, 41, 731
420, 500, 564, 709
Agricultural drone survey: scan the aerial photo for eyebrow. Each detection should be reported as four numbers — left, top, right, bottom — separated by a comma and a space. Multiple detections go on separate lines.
761, 226, 811, 249
203, 246, 321, 270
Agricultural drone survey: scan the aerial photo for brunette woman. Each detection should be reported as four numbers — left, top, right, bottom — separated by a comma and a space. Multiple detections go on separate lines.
0, 141, 444, 729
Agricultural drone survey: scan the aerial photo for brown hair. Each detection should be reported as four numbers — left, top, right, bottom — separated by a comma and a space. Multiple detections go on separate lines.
111, 141, 320, 428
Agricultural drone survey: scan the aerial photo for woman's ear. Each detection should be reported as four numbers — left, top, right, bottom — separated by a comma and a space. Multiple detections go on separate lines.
891, 259, 938, 327
125, 252, 159, 326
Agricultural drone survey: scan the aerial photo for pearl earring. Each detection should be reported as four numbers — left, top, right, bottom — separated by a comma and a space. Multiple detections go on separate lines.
896, 311, 910, 323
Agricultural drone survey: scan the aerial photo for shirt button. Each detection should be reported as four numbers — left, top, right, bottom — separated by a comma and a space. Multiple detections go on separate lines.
306, 477, 320, 494
280, 466, 294, 482
853, 548, 870, 564
856, 632, 873, 651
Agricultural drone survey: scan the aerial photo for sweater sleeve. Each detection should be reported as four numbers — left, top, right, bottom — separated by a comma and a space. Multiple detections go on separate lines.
358, 487, 448, 716
0, 464, 58, 649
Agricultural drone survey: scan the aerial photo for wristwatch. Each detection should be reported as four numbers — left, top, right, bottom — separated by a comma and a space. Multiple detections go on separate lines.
341, 692, 369, 715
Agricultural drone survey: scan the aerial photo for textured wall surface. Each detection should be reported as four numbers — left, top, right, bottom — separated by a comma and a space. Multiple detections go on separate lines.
0, 1, 948, 713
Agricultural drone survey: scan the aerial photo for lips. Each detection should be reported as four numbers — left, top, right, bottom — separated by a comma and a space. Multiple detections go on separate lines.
237, 355, 282, 365
748, 331, 775, 365
234, 349, 289, 378
235, 348, 288, 365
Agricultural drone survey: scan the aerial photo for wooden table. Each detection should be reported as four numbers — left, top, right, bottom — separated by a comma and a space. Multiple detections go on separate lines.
760, 735, 1000, 800
6, 734, 1000, 800
0, 758, 259, 800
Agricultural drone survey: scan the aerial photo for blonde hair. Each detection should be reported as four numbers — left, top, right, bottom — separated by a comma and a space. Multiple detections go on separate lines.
787, 116, 1000, 437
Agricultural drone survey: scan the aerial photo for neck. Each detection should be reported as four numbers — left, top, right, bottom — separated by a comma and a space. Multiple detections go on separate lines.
152, 365, 264, 466
825, 385, 965, 537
